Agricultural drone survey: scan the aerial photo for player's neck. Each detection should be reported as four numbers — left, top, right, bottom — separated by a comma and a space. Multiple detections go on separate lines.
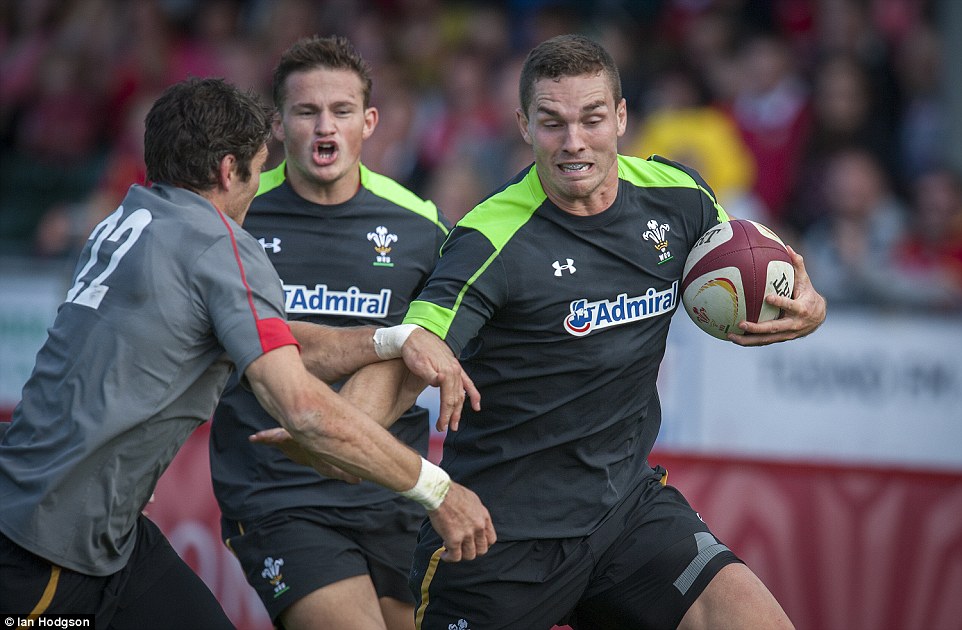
544, 183, 618, 217
288, 166, 361, 207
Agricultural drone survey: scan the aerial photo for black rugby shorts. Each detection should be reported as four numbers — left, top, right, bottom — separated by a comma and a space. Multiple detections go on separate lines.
224, 502, 422, 621
410, 468, 741, 630
0, 515, 233, 629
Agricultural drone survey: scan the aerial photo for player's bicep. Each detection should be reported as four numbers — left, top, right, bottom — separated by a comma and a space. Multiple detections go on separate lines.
197, 235, 294, 372
244, 345, 320, 429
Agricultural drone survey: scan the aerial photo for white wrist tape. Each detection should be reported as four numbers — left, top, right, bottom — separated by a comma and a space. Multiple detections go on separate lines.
400, 457, 451, 511
373, 324, 419, 359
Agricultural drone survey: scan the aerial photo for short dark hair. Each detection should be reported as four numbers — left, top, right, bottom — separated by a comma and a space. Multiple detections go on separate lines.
144, 78, 272, 191
519, 34, 622, 116
272, 35, 373, 111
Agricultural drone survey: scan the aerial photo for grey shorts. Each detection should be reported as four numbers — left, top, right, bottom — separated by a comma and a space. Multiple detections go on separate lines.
409, 468, 741, 630
224, 502, 423, 622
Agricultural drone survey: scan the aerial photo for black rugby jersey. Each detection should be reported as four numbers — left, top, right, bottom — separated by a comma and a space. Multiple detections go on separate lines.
404, 155, 728, 539
211, 163, 449, 520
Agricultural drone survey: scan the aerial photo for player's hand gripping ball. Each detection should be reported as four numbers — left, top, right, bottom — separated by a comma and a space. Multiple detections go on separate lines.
681, 219, 795, 340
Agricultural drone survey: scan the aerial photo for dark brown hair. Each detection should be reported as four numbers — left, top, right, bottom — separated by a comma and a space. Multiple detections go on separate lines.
144, 77, 272, 191
272, 35, 373, 111
519, 34, 622, 116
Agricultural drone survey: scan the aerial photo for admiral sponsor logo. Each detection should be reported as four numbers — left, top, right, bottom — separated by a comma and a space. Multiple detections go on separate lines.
563, 281, 678, 337
284, 284, 392, 318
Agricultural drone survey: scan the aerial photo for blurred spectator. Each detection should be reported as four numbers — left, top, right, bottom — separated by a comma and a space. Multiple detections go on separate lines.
361, 61, 420, 186
513, 0, 584, 53
813, 0, 893, 62
890, 167, 962, 311
248, 0, 322, 68
0, 0, 113, 249
0, 0, 68, 141
186, 0, 267, 94
767, 0, 818, 59
799, 147, 909, 310
725, 32, 812, 230
343, 6, 390, 66
810, 0, 901, 140
33, 93, 153, 259
592, 15, 650, 129
423, 155, 490, 226
627, 65, 762, 221
107, 0, 203, 126
787, 52, 897, 236
13, 41, 105, 163
409, 43, 500, 191
438, 1, 511, 65
892, 20, 946, 188
389, 0, 446, 89
671, 5, 743, 104
0, 0, 956, 319
472, 52, 534, 194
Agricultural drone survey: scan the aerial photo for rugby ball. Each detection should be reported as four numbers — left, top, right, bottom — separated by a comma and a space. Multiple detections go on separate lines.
681, 219, 794, 340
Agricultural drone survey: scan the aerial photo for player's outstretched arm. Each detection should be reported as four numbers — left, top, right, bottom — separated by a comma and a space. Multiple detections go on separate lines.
250, 426, 362, 484
291, 321, 478, 429
245, 345, 496, 561
339, 358, 428, 428
250, 424, 495, 561
730, 246, 827, 346
245, 345, 419, 487
288, 321, 381, 383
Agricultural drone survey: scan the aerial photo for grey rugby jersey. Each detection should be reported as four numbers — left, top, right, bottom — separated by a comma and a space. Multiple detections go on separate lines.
0, 184, 295, 575
404, 155, 729, 540
210, 163, 449, 521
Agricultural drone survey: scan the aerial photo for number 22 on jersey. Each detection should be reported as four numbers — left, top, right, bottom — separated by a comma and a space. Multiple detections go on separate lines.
65, 206, 152, 309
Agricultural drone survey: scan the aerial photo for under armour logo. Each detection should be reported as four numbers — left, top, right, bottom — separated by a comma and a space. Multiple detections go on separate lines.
552, 258, 576, 276
259, 237, 282, 253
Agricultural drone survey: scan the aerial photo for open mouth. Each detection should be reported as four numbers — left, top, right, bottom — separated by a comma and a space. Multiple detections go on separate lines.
313, 140, 338, 164
559, 163, 590, 173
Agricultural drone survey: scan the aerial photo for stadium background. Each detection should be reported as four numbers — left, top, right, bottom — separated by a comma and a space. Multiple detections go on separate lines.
1, 1, 960, 628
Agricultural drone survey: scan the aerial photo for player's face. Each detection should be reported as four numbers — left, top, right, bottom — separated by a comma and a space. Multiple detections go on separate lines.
517, 72, 626, 215
275, 68, 377, 204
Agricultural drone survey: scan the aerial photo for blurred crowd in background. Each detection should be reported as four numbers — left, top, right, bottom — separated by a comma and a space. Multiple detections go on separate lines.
2, 0, 961, 312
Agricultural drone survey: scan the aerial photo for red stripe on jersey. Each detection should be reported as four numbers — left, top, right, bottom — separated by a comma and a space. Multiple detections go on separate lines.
258, 317, 299, 353
214, 206, 298, 353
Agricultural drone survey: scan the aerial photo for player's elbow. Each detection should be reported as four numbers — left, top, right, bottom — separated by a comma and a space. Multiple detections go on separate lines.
280, 396, 353, 457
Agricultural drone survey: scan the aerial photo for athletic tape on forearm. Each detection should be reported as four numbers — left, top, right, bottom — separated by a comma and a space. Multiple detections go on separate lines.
400, 457, 451, 511
372, 324, 419, 359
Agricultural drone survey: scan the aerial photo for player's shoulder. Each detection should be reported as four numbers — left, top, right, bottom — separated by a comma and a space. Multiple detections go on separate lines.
618, 154, 718, 203
136, 184, 266, 269
248, 162, 320, 219
456, 164, 543, 249
360, 164, 443, 226
618, 154, 700, 187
